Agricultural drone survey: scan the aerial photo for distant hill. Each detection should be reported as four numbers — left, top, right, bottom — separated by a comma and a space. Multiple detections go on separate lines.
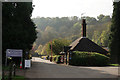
32, 14, 111, 54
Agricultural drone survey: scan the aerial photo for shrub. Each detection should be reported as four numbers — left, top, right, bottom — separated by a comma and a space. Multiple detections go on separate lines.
55, 55, 61, 63
41, 56, 47, 59
53, 55, 64, 63
69, 51, 110, 66
50, 56, 57, 62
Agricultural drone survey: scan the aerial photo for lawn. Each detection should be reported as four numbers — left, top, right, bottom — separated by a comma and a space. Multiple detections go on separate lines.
2, 66, 25, 80
0, 76, 2, 80
12, 75, 25, 80
3, 75, 25, 80
109, 64, 119, 66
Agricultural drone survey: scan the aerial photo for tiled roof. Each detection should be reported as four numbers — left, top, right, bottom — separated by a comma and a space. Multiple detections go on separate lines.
69, 37, 109, 55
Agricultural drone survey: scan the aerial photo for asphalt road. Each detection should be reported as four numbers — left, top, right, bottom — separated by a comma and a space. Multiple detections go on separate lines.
17, 57, 119, 79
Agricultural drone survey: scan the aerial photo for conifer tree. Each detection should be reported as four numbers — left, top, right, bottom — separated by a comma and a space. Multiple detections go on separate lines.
109, 1, 120, 64
2, 2, 37, 64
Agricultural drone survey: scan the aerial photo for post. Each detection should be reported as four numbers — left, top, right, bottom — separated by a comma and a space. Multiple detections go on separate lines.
66, 51, 67, 65
51, 41, 52, 62
2, 65, 5, 80
64, 46, 71, 65
13, 64, 16, 77
5, 55, 7, 66
8, 63, 12, 80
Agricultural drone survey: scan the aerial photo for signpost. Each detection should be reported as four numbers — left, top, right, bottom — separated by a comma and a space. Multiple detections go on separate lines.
6, 49, 23, 66
25, 60, 31, 68
6, 49, 22, 57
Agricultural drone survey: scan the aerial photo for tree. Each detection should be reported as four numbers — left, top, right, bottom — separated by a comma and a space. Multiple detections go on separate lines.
102, 16, 111, 22
92, 31, 101, 45
42, 39, 71, 55
2, 2, 37, 64
35, 45, 43, 55
33, 15, 111, 52
71, 22, 81, 35
85, 16, 97, 25
97, 14, 105, 22
109, 1, 120, 64
98, 23, 111, 47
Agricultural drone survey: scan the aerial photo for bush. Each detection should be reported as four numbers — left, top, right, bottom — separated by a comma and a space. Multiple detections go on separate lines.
55, 55, 61, 63
69, 51, 110, 66
41, 56, 47, 60
52, 55, 63, 63
52, 56, 57, 62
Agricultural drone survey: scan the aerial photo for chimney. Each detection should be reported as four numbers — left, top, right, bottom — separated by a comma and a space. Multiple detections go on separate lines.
81, 19, 86, 37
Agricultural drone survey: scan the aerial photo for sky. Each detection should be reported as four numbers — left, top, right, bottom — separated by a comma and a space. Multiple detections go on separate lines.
32, 0, 113, 18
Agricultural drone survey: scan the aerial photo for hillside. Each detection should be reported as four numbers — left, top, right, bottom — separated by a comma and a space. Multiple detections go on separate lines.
32, 14, 111, 54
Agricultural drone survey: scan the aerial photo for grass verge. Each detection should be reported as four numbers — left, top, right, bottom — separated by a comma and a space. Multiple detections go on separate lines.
12, 75, 25, 80
109, 64, 119, 66
3, 75, 25, 80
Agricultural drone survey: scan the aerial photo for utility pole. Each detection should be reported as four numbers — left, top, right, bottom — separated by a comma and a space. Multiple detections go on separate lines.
51, 40, 52, 62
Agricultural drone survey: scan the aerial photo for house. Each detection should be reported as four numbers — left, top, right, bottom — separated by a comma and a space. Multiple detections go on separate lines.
69, 19, 108, 55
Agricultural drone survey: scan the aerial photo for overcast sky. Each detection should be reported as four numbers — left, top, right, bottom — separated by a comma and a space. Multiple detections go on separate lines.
32, 0, 113, 18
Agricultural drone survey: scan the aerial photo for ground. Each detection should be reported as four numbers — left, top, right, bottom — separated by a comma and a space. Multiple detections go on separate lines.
16, 57, 119, 79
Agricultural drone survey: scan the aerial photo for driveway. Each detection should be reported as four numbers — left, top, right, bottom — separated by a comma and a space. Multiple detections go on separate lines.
16, 57, 119, 79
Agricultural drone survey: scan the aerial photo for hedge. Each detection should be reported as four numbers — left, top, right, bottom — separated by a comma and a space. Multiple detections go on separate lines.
69, 51, 110, 66
41, 55, 60, 63
51, 55, 64, 63
41, 56, 47, 59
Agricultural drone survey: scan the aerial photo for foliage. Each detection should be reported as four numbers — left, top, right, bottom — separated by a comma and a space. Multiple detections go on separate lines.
41, 56, 48, 59
55, 55, 61, 63
52, 56, 57, 62
35, 45, 43, 54
2, 2, 37, 63
109, 64, 119, 67
41, 42, 50, 55
4, 75, 25, 80
69, 51, 110, 66
109, 2, 120, 64
97, 14, 105, 22
41, 38, 71, 55
32, 15, 111, 55
92, 22, 111, 46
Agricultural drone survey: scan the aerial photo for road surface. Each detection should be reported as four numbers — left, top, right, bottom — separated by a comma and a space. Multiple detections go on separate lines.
17, 57, 119, 79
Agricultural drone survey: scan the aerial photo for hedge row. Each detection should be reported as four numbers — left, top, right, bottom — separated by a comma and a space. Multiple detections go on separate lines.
41, 56, 48, 59
41, 55, 60, 63
69, 51, 110, 66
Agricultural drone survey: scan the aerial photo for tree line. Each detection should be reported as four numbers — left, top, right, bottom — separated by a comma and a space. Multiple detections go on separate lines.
32, 14, 111, 55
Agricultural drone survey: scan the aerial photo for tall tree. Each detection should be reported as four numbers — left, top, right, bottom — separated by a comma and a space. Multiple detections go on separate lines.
2, 2, 37, 64
41, 39, 71, 55
109, 1, 120, 64
97, 14, 105, 22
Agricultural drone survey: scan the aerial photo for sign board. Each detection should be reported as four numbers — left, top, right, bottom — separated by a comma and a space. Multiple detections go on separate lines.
6, 49, 22, 57
25, 60, 31, 68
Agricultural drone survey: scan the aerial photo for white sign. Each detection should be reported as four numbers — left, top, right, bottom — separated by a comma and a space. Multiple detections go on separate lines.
25, 60, 31, 68
6, 49, 22, 57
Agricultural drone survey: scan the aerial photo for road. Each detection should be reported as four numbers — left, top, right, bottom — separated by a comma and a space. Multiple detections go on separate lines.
17, 57, 119, 79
